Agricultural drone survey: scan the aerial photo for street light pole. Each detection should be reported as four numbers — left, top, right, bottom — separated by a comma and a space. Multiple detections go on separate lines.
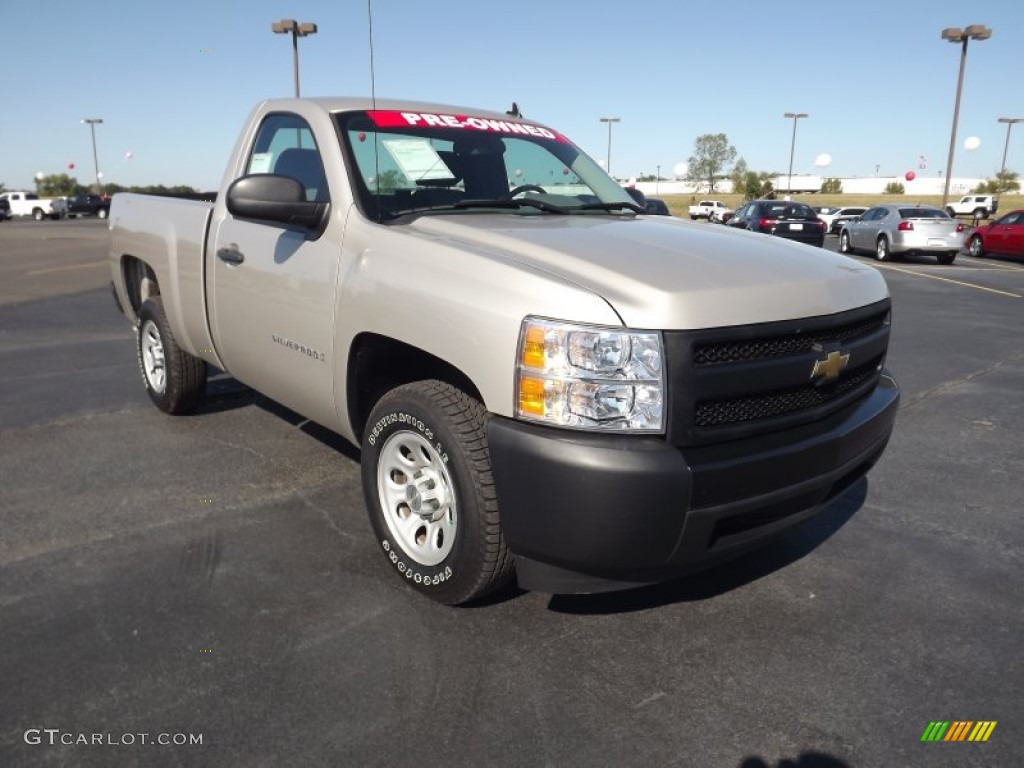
272, 19, 318, 97
940, 24, 991, 210
599, 117, 621, 178
783, 112, 808, 196
997, 117, 1023, 176
82, 118, 103, 194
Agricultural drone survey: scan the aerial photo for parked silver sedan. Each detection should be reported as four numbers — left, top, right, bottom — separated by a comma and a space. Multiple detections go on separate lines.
838, 204, 965, 264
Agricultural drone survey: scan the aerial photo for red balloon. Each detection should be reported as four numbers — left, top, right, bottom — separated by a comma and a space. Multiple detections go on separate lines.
905, 171, 916, 181
68, 162, 75, 169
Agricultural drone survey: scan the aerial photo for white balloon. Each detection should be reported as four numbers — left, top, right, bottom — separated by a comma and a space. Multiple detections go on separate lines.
35, 171, 44, 181
124, 151, 133, 160
964, 136, 981, 151
673, 161, 688, 176
97, 172, 104, 179
814, 153, 832, 168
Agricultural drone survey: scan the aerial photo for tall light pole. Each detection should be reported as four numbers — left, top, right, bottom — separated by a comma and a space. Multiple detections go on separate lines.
997, 117, 1023, 176
783, 112, 808, 195
81, 118, 103, 194
272, 19, 318, 97
940, 24, 991, 210
599, 117, 621, 178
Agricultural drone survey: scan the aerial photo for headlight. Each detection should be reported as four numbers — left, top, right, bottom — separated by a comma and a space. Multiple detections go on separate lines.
515, 317, 665, 433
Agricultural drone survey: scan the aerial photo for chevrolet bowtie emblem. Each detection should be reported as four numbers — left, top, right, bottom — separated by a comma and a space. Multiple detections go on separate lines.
811, 350, 850, 382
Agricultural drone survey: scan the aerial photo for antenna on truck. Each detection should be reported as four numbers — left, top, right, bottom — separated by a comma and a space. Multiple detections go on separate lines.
367, 0, 383, 223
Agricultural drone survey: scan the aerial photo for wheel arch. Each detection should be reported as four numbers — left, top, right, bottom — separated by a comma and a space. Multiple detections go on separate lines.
120, 254, 161, 324
347, 333, 484, 442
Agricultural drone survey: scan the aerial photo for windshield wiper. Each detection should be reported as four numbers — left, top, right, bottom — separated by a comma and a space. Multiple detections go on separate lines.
453, 198, 570, 214
577, 201, 643, 214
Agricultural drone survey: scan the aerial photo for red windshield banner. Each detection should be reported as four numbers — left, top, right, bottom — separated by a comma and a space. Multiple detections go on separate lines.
367, 110, 566, 142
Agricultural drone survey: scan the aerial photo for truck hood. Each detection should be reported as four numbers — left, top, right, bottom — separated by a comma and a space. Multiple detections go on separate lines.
408, 214, 888, 329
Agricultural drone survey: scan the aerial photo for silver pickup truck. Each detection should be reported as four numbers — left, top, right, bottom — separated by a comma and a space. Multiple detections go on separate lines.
109, 98, 899, 604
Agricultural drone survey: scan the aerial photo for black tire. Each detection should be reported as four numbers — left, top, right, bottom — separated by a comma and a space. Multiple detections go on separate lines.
32, 208, 44, 221
937, 251, 957, 265
968, 234, 985, 258
97, 208, 108, 220
689, 215, 697, 220
136, 297, 206, 414
945, 207, 956, 218
839, 230, 853, 254
973, 208, 986, 220
875, 237, 890, 262
361, 380, 513, 605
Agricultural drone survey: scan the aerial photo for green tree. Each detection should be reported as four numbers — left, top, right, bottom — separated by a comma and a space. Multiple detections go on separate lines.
883, 182, 905, 194
36, 174, 87, 197
686, 133, 737, 193
972, 169, 1020, 194
821, 178, 843, 194
730, 157, 749, 194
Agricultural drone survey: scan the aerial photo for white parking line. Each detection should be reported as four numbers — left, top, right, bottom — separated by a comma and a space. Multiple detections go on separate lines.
957, 256, 1024, 272
873, 263, 1022, 298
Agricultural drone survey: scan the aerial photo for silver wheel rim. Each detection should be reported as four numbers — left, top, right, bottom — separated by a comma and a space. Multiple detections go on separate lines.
970, 238, 981, 256
377, 430, 457, 566
841, 233, 849, 251
877, 240, 887, 260
140, 319, 167, 395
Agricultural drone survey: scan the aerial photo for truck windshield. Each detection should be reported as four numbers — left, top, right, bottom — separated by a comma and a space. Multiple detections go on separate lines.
335, 110, 641, 222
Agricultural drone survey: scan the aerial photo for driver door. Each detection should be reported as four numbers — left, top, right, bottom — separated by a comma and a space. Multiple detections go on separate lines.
208, 112, 342, 428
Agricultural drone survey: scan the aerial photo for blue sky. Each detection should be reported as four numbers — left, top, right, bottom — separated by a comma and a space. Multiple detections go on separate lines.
1, 0, 1021, 191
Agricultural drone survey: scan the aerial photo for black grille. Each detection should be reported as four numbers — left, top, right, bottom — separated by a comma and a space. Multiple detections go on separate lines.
694, 314, 887, 366
695, 361, 877, 428
663, 300, 892, 446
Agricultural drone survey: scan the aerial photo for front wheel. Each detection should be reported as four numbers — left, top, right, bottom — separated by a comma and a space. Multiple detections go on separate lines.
968, 234, 985, 258
136, 297, 207, 414
839, 230, 853, 254
875, 237, 891, 262
361, 380, 513, 605
97, 208, 108, 220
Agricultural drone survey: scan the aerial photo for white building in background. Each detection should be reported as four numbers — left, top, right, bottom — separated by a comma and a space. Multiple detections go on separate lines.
631, 175, 985, 197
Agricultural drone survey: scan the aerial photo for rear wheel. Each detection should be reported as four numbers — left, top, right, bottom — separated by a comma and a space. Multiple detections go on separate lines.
968, 234, 985, 257
945, 207, 956, 218
937, 251, 957, 265
839, 230, 853, 254
361, 380, 513, 605
136, 297, 207, 414
32, 208, 44, 221
875, 237, 890, 262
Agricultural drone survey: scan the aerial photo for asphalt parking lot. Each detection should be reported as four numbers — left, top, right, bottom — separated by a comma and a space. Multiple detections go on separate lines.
1, 218, 1021, 767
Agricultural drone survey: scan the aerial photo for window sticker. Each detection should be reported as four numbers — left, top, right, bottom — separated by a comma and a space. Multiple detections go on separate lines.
381, 139, 454, 182
248, 152, 274, 174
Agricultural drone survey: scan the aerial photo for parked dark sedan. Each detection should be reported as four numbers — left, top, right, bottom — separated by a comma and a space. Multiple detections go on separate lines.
967, 209, 1024, 259
725, 199, 826, 246
65, 194, 111, 219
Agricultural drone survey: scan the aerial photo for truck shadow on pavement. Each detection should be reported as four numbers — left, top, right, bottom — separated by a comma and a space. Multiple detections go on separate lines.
739, 754, 851, 768
545, 479, 866, 615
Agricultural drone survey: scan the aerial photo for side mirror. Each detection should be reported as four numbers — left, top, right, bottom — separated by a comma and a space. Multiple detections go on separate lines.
226, 174, 328, 230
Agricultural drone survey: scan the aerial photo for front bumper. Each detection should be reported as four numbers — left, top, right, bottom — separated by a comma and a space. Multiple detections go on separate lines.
487, 373, 899, 594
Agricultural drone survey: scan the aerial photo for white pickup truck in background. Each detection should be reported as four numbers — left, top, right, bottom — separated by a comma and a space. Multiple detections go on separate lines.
108, 97, 899, 605
0, 191, 67, 220
688, 199, 732, 221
